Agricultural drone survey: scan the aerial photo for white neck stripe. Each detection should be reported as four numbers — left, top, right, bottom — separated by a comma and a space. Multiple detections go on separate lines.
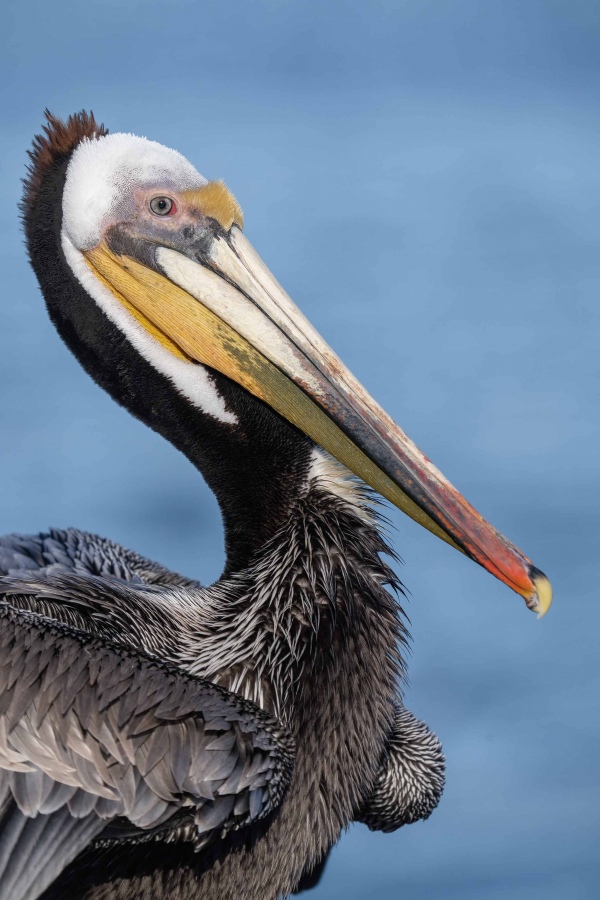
61, 232, 238, 426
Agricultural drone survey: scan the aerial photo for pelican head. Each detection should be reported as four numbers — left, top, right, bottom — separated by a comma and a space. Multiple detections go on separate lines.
22, 111, 551, 615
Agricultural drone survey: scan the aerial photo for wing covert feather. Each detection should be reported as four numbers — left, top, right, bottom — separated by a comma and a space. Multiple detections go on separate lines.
0, 601, 294, 899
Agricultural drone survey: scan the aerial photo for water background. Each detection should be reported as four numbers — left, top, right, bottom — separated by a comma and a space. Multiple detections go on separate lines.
2, 2, 599, 896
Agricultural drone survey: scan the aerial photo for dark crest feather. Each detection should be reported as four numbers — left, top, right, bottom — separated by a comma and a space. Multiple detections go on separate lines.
21, 109, 108, 225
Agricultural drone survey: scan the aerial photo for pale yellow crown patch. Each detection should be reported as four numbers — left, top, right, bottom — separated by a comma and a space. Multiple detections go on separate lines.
182, 181, 244, 231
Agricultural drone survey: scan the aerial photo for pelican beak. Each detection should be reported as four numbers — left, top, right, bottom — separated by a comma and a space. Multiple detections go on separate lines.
84, 182, 552, 617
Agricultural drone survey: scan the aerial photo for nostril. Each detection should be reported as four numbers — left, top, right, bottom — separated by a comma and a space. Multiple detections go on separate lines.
182, 226, 194, 240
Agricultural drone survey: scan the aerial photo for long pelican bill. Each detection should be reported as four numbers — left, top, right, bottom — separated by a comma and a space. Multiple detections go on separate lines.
84, 211, 551, 618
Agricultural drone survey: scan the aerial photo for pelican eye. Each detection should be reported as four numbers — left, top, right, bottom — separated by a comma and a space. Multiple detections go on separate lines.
149, 196, 176, 216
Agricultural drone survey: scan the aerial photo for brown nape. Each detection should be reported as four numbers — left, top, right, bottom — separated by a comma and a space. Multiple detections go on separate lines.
21, 110, 108, 224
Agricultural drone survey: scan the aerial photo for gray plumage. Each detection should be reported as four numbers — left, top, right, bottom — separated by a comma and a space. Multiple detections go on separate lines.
0, 591, 293, 900
0, 493, 444, 899
357, 704, 445, 832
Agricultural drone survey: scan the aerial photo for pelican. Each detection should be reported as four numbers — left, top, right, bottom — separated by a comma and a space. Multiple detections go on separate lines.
0, 110, 551, 900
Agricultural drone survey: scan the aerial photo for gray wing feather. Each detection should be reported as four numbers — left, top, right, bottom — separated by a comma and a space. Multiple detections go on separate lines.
0, 528, 198, 588
0, 601, 294, 900
356, 703, 445, 832
0, 801, 105, 900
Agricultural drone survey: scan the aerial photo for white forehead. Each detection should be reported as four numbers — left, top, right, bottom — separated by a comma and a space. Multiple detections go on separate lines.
62, 132, 207, 250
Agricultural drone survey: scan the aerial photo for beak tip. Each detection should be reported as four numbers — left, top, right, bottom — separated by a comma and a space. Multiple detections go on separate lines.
527, 567, 552, 618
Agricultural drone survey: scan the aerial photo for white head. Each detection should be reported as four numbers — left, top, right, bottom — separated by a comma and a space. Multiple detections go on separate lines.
60, 131, 236, 424
62, 132, 207, 250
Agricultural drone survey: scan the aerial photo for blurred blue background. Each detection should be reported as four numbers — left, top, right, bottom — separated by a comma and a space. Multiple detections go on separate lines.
2, 1, 599, 897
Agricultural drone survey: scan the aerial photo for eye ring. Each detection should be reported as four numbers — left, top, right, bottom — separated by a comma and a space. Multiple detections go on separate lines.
149, 196, 176, 216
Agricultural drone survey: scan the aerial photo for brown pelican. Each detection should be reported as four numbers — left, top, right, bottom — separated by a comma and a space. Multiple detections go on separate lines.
0, 110, 551, 900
